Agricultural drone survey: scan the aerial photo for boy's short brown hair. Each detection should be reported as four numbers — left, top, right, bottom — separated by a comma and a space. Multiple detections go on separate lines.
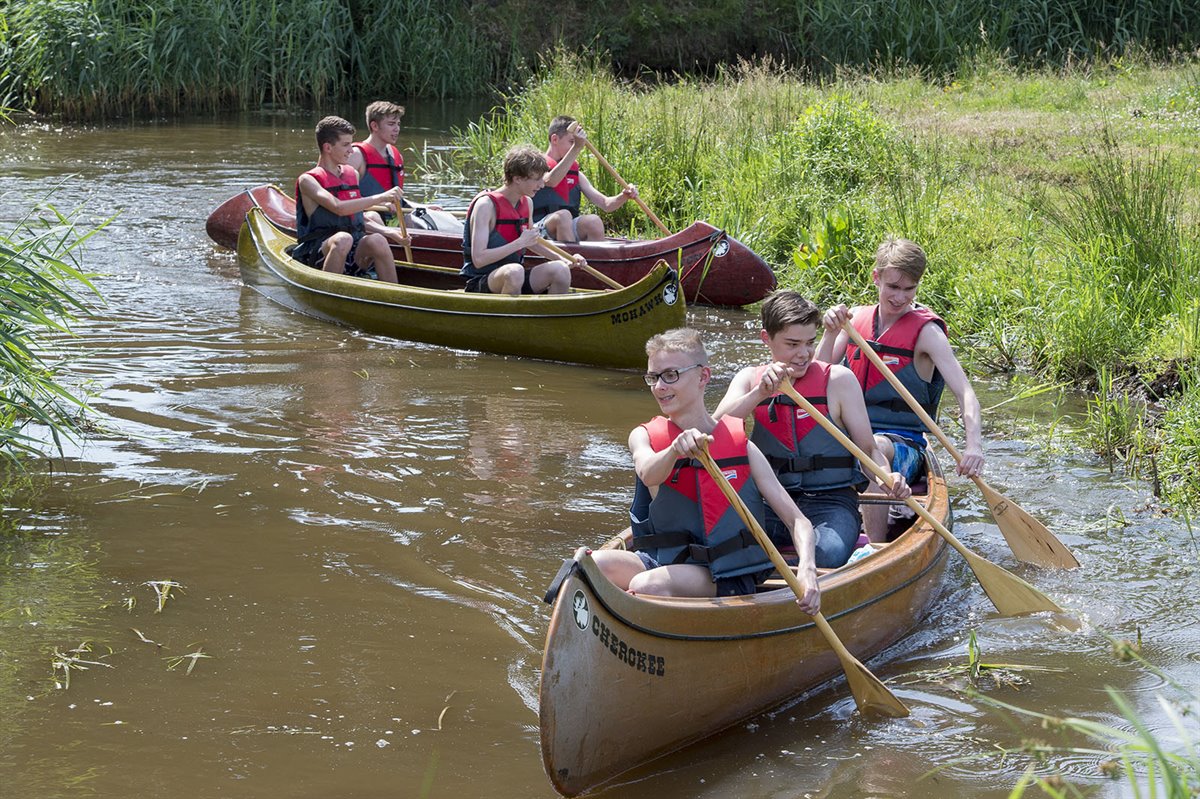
760, 291, 820, 336
503, 145, 549, 184
875, 236, 927, 282
645, 328, 708, 364
548, 114, 576, 139
315, 115, 355, 149
365, 100, 406, 128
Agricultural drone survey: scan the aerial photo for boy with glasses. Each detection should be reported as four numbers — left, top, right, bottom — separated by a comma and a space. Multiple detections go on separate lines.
592, 328, 821, 610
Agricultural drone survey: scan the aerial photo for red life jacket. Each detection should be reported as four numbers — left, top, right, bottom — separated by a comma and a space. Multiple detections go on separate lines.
628, 416, 772, 580
845, 304, 946, 434
531, 156, 581, 221
293, 165, 364, 249
461, 190, 531, 277
352, 141, 404, 194
749, 361, 861, 491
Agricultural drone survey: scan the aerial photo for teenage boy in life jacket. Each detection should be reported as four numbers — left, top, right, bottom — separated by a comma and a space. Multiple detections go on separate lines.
715, 292, 911, 560
531, 115, 639, 243
293, 116, 402, 282
816, 237, 984, 539
461, 145, 586, 295
591, 328, 821, 611
346, 100, 439, 247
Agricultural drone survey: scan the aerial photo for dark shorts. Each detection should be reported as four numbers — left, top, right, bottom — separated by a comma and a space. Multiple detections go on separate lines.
292, 236, 366, 275
634, 551, 769, 597
464, 269, 538, 295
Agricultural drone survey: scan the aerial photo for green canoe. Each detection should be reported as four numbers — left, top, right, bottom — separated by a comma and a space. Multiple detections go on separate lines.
237, 209, 687, 368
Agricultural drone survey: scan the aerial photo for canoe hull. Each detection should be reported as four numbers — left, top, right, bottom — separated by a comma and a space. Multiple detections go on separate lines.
539, 473, 951, 796
236, 209, 685, 369
209, 185, 775, 307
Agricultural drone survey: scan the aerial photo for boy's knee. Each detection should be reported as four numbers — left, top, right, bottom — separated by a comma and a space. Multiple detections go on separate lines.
578, 215, 604, 240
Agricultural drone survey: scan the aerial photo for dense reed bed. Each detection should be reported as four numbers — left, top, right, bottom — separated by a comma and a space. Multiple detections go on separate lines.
0, 0, 503, 117
451, 53, 1200, 506
4, 0, 1200, 117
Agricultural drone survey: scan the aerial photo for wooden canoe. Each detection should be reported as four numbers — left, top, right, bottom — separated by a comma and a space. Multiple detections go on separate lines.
538, 462, 951, 796
209, 185, 776, 307
237, 208, 686, 369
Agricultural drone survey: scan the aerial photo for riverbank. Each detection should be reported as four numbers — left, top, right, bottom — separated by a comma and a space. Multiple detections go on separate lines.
450, 54, 1200, 506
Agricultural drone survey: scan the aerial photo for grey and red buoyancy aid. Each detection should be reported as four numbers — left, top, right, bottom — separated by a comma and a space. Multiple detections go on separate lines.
293, 165, 365, 261
628, 416, 773, 581
531, 156, 581, 222
845, 304, 946, 435
750, 361, 863, 492
460, 190, 531, 278
352, 141, 405, 196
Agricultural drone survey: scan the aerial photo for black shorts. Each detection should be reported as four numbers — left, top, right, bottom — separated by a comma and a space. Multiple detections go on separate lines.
465, 269, 539, 295
292, 236, 363, 274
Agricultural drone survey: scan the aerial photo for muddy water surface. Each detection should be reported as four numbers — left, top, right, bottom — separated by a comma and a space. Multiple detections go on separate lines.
0, 111, 1196, 799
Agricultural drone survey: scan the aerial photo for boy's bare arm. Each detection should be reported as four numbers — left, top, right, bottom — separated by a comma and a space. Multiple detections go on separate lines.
919, 325, 985, 475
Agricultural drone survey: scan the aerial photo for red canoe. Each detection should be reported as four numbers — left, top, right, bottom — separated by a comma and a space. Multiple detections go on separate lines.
206, 185, 776, 307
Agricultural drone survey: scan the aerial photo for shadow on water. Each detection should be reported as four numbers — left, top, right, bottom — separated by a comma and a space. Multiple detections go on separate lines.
0, 116, 1197, 798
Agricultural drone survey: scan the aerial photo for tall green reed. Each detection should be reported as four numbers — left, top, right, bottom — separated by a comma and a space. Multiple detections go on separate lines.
0, 201, 104, 465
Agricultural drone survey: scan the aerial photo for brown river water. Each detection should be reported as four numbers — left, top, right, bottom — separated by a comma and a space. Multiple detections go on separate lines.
1, 108, 1197, 799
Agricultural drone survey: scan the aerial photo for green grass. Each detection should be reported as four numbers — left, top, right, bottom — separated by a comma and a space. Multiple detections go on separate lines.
446, 52, 1200, 506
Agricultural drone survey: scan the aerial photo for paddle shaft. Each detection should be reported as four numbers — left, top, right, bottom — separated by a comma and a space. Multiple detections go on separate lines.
534, 236, 624, 290
776, 381, 1064, 616
694, 446, 909, 717
567, 122, 670, 235
394, 200, 413, 262
841, 321, 1079, 570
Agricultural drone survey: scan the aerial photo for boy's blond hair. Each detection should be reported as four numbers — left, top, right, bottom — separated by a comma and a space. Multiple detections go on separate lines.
645, 328, 708, 364
365, 100, 406, 127
875, 236, 927, 282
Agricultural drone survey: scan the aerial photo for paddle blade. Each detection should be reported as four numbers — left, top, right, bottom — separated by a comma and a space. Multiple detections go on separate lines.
976, 479, 1080, 570
962, 548, 1065, 616
812, 614, 909, 718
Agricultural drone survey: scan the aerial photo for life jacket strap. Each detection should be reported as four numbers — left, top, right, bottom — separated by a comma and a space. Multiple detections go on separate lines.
767, 454, 856, 473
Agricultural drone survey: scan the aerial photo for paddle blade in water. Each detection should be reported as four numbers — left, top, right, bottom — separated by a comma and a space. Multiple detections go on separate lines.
963, 549, 1065, 616
977, 479, 1080, 570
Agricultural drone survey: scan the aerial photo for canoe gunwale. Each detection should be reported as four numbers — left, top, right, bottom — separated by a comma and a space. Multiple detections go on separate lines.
555, 533, 949, 644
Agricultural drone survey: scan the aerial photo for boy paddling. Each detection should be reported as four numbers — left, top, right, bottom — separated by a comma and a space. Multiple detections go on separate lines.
716, 292, 910, 558
532, 115, 638, 243
461, 145, 586, 295
292, 115, 402, 282
593, 328, 820, 611
816, 237, 985, 538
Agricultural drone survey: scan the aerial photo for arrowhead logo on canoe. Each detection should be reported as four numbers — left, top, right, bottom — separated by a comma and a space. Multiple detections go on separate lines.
572, 590, 590, 631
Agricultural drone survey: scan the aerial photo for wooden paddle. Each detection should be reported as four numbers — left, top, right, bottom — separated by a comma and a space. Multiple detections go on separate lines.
840, 321, 1079, 570
393, 199, 413, 263
694, 444, 909, 718
535, 235, 624, 290
775, 381, 1065, 617
567, 121, 670, 235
